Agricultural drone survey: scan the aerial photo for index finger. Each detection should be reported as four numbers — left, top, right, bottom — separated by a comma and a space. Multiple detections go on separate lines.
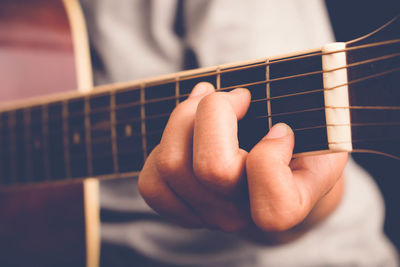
193, 88, 251, 195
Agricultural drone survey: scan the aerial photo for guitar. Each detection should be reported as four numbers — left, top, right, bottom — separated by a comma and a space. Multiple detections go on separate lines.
0, 1, 399, 266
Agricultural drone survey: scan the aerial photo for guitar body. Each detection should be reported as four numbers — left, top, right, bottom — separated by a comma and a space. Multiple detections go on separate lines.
0, 183, 86, 267
0, 1, 94, 266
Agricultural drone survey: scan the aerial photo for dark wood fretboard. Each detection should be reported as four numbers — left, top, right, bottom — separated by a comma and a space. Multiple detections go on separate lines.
0, 49, 330, 186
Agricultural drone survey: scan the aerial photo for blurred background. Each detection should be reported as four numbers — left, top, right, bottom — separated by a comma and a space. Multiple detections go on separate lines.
325, 0, 400, 251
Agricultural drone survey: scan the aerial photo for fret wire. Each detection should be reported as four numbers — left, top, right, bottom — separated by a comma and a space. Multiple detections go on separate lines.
175, 75, 180, 105
110, 92, 119, 174
9, 94, 400, 142
23, 108, 33, 181
34, 51, 398, 121
84, 96, 93, 176
62, 100, 72, 178
71, 51, 400, 117
1, 40, 399, 170
137, 38, 400, 86
41, 121, 400, 151
153, 39, 400, 87
265, 58, 272, 130
42, 105, 51, 180
216, 66, 221, 89
258, 67, 400, 105
8, 102, 400, 142
8, 111, 17, 183
140, 83, 148, 159
0, 37, 398, 122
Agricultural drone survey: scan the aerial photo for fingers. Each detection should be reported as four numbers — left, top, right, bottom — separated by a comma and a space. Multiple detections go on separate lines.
157, 82, 214, 175
140, 83, 251, 231
138, 149, 203, 227
247, 123, 302, 231
246, 123, 348, 232
193, 88, 251, 194
289, 151, 348, 215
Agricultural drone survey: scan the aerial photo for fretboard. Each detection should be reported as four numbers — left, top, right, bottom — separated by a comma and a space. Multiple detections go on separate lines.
0, 49, 329, 186
1, 22, 399, 186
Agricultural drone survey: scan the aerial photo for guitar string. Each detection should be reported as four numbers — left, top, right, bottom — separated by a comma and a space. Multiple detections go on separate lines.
2, 38, 399, 132
8, 121, 400, 177
63, 52, 400, 118
16, 100, 400, 139
61, 65, 400, 126
20, 114, 400, 151
5, 131, 399, 184
69, 38, 400, 96
15, 129, 400, 169
59, 131, 400, 161
43, 131, 400, 161
6, 42, 400, 147
28, 101, 400, 140
5, 40, 400, 182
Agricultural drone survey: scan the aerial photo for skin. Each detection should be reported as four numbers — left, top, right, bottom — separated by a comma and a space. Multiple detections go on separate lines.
138, 82, 348, 242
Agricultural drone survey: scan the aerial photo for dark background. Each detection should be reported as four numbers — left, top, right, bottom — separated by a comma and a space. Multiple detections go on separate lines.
325, 0, 400, 250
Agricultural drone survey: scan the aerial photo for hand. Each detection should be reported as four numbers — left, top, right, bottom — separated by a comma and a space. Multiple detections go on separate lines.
138, 82, 348, 234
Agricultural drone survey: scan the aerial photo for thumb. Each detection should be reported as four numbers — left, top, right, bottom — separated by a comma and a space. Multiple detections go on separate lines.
246, 123, 306, 231
262, 123, 294, 164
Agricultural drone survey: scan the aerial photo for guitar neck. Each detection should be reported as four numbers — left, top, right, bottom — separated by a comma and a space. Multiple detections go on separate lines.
1, 25, 400, 186
0, 47, 328, 185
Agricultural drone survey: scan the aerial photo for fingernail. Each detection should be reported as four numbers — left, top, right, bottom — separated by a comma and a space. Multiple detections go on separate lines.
230, 88, 248, 95
189, 83, 211, 98
265, 123, 292, 139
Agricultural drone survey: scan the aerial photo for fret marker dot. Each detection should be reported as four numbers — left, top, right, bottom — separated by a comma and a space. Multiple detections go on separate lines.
73, 132, 81, 144
125, 124, 132, 137
34, 139, 41, 149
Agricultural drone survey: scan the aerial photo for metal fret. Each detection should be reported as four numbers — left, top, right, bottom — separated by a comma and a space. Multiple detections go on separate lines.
42, 105, 51, 180
115, 87, 144, 172
266, 59, 272, 129
175, 76, 180, 105
216, 66, 221, 89
24, 108, 33, 181
90, 93, 114, 175
62, 101, 72, 178
269, 52, 327, 154
84, 96, 93, 176
0, 48, 340, 184
140, 83, 147, 159
178, 73, 217, 102
110, 92, 119, 174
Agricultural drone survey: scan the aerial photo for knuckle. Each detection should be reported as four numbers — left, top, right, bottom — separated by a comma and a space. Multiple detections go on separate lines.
197, 92, 225, 110
251, 207, 301, 232
138, 175, 158, 201
194, 158, 238, 189
156, 150, 184, 179
170, 98, 198, 120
